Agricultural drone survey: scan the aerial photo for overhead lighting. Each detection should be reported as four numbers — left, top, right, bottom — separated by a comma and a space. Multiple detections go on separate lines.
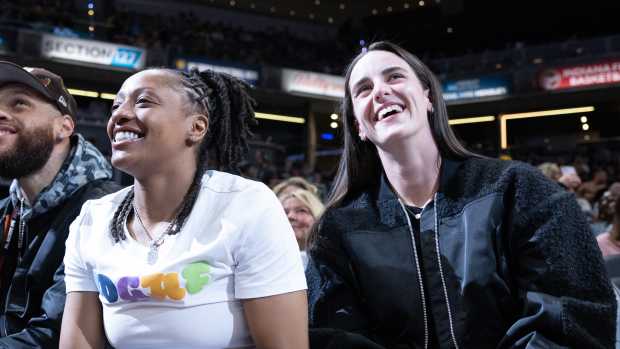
339, 3, 345, 9
88, 9, 94, 16
580, 116, 588, 123
328, 17, 333, 23
255, 112, 305, 124
500, 118, 507, 149
67, 88, 98, 98
500, 106, 595, 149
387, 6, 393, 12
502, 106, 595, 120
448, 115, 495, 125
582, 123, 590, 131
330, 122, 338, 129
330, 113, 338, 120
100, 93, 117, 100
372, 8, 378, 15
419, 0, 425, 6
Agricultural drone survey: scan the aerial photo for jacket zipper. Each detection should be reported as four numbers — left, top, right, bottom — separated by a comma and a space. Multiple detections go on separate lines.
398, 199, 429, 349
399, 194, 460, 349
432, 193, 460, 349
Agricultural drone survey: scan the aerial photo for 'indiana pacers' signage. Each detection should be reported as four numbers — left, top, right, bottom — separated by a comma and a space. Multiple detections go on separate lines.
41, 34, 146, 70
540, 60, 620, 91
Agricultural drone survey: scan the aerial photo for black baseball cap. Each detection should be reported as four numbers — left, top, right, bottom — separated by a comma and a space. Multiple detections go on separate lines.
0, 61, 77, 121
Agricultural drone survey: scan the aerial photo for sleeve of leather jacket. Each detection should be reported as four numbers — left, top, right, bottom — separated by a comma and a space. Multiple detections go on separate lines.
499, 165, 616, 349
0, 262, 66, 349
307, 210, 387, 349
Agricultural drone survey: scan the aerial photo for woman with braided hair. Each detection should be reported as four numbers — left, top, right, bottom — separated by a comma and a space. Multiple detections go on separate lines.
60, 68, 308, 348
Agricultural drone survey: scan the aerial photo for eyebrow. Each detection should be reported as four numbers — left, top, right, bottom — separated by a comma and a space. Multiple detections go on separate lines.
113, 87, 158, 103
351, 66, 408, 92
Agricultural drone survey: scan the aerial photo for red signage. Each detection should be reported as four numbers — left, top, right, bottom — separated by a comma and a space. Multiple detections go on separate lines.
540, 60, 620, 91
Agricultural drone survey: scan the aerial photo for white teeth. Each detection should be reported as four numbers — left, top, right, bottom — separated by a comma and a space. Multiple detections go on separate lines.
0, 130, 11, 135
115, 131, 142, 142
377, 104, 404, 120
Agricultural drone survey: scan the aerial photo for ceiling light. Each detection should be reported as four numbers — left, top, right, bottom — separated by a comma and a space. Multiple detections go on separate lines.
448, 115, 495, 125
387, 6, 393, 12
582, 123, 590, 131
330, 122, 338, 129
372, 8, 378, 14
255, 113, 305, 124
404, 3, 410, 8
330, 113, 338, 120
67, 88, 99, 98
339, 3, 345, 9
502, 106, 595, 120
88, 9, 94, 16
419, 0, 425, 6
100, 93, 116, 100
580, 116, 588, 123
328, 17, 333, 23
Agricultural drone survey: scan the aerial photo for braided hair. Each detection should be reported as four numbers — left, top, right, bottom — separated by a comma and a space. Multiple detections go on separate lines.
110, 68, 257, 243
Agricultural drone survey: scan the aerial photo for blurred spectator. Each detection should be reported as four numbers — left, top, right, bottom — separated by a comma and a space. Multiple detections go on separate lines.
578, 168, 608, 203
591, 183, 620, 236
596, 189, 620, 257
557, 172, 581, 192
278, 189, 324, 268
538, 162, 562, 181
272, 176, 319, 197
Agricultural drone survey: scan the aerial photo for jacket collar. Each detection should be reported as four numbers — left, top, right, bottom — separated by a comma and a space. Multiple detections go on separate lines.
373, 157, 465, 226
9, 134, 113, 220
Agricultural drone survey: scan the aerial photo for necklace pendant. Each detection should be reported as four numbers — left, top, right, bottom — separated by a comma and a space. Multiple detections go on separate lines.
147, 245, 159, 265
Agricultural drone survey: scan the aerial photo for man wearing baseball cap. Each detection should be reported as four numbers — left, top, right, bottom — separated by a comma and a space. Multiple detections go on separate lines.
0, 61, 119, 347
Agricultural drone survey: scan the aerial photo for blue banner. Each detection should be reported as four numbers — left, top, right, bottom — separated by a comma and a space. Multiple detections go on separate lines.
442, 76, 510, 101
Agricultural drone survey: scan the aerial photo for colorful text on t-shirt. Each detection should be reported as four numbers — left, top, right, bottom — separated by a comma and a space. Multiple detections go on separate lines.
96, 260, 212, 303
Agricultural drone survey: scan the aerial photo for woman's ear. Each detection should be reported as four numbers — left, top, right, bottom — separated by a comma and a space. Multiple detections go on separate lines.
187, 114, 209, 145
423, 89, 433, 113
354, 119, 367, 141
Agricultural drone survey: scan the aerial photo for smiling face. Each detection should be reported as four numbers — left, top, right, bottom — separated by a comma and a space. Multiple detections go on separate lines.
348, 50, 433, 149
282, 196, 315, 250
107, 70, 205, 177
0, 84, 64, 178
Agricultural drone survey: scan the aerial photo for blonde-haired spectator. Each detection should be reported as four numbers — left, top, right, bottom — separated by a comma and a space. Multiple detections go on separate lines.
279, 189, 324, 267
272, 176, 318, 197
538, 162, 562, 181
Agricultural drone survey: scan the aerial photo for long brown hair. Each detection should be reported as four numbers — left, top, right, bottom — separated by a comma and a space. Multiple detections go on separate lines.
325, 41, 478, 211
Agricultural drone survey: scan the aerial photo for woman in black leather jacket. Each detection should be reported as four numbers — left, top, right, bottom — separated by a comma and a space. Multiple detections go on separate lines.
307, 41, 616, 349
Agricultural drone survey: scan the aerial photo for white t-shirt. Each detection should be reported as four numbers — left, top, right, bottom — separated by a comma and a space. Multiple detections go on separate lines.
64, 171, 307, 349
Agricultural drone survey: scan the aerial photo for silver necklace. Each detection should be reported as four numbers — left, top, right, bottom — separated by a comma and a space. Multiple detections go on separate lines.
133, 203, 178, 265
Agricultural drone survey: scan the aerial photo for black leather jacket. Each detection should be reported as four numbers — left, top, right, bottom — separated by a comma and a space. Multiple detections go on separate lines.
0, 179, 119, 349
307, 158, 616, 349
